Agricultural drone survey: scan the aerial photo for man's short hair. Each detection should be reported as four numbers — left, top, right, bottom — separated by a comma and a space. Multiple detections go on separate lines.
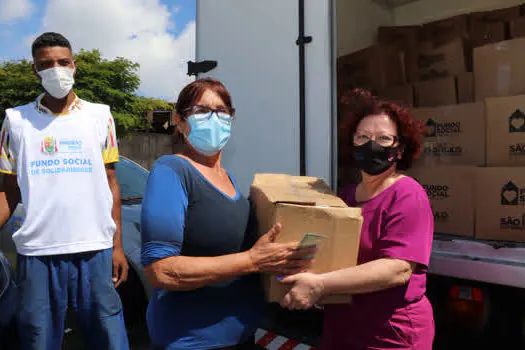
32, 32, 72, 58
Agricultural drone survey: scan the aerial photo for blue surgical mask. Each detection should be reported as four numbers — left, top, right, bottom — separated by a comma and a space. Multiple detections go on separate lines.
186, 112, 232, 156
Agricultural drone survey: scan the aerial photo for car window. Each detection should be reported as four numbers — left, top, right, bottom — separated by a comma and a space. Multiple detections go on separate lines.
115, 157, 149, 199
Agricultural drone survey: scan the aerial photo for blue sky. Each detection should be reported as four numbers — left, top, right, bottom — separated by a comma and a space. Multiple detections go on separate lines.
0, 0, 196, 100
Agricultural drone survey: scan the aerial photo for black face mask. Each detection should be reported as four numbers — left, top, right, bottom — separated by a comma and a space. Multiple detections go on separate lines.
352, 141, 398, 176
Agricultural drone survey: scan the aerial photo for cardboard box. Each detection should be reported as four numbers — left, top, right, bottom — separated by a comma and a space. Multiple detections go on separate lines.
377, 25, 420, 47
476, 167, 525, 242
250, 174, 363, 303
337, 44, 405, 90
415, 76, 457, 107
470, 5, 522, 27
407, 39, 467, 82
378, 84, 414, 107
485, 95, 525, 166
469, 21, 506, 48
408, 166, 476, 238
420, 15, 469, 46
457, 72, 474, 104
510, 17, 525, 38
411, 102, 485, 166
474, 38, 525, 101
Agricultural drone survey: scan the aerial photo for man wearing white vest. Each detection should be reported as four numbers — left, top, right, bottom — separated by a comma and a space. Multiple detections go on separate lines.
0, 32, 130, 350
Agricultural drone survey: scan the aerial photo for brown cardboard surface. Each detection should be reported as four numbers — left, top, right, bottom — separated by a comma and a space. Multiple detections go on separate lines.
414, 77, 457, 107
510, 17, 525, 38
378, 84, 414, 107
469, 21, 506, 48
474, 38, 525, 101
420, 15, 469, 46
407, 39, 467, 82
408, 166, 476, 237
337, 44, 405, 91
470, 6, 522, 27
485, 95, 525, 166
250, 174, 363, 304
457, 72, 475, 104
377, 25, 420, 47
411, 102, 485, 166
476, 167, 525, 242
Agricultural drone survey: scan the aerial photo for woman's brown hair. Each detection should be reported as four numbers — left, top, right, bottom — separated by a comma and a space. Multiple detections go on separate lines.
339, 88, 425, 171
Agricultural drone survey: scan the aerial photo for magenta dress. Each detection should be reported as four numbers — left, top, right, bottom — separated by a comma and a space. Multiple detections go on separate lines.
321, 177, 435, 350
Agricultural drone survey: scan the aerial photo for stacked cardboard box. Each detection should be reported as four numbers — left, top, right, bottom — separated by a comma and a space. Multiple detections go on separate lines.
476, 95, 525, 242
399, 5, 525, 243
336, 4, 525, 242
337, 4, 525, 109
408, 102, 484, 238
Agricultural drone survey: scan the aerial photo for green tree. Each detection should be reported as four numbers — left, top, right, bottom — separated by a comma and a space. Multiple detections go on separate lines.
0, 49, 172, 136
0, 60, 41, 116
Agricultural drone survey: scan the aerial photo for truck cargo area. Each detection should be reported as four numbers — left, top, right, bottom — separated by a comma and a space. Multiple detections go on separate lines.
195, 0, 525, 348
335, 1, 525, 349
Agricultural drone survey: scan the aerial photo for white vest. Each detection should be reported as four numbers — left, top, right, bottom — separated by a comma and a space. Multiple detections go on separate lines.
1, 99, 117, 256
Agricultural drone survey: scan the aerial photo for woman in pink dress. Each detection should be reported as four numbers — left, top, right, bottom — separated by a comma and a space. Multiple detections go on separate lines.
280, 89, 435, 349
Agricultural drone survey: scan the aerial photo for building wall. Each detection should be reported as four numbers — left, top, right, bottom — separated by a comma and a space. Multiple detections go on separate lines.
119, 132, 173, 169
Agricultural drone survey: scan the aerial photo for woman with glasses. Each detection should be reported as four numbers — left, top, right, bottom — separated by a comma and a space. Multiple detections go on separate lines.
140, 78, 313, 350
279, 89, 435, 349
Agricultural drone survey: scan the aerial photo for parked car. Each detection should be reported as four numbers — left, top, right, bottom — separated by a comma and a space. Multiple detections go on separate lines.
0, 156, 152, 329
0, 249, 17, 350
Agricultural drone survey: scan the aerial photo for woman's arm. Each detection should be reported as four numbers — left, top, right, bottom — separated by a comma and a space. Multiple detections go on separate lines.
145, 223, 312, 291
141, 159, 312, 292
281, 186, 434, 309
145, 248, 256, 291
321, 258, 415, 295
280, 258, 415, 308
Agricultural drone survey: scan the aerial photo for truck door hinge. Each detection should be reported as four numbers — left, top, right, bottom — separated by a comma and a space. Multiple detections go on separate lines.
296, 36, 313, 46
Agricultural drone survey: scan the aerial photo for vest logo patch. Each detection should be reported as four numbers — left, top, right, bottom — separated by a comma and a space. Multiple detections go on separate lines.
41, 137, 59, 154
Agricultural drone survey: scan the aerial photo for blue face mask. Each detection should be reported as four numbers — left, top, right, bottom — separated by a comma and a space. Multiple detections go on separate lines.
186, 112, 232, 156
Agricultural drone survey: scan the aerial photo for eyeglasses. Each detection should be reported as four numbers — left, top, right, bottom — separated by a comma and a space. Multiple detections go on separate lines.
352, 132, 399, 147
182, 105, 235, 124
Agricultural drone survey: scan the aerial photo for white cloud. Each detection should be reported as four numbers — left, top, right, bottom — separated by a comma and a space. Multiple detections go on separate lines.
36, 0, 195, 101
0, 0, 34, 23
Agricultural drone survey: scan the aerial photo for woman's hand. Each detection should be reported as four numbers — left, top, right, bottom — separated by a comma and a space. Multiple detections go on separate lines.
279, 272, 325, 310
248, 223, 315, 275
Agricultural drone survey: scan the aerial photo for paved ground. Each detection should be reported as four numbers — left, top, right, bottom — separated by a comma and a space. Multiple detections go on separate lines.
39, 325, 504, 350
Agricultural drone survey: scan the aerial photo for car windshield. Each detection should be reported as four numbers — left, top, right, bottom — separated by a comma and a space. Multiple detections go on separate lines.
115, 157, 149, 200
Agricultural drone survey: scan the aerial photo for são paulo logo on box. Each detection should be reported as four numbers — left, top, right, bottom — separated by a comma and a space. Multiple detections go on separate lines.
500, 181, 525, 230
40, 137, 83, 155
501, 181, 525, 206
508, 109, 525, 156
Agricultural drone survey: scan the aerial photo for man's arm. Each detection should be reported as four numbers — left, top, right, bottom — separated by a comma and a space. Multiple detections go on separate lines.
0, 174, 21, 227
106, 163, 128, 287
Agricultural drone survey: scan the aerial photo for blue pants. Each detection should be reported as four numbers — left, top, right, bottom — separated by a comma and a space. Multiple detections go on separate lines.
16, 248, 130, 350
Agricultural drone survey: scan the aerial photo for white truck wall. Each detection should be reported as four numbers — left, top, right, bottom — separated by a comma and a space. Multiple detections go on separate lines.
336, 0, 394, 56
196, 0, 333, 195
305, 0, 334, 185
394, 0, 525, 25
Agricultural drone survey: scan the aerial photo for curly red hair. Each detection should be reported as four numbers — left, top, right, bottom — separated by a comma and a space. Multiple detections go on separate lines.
339, 88, 425, 171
